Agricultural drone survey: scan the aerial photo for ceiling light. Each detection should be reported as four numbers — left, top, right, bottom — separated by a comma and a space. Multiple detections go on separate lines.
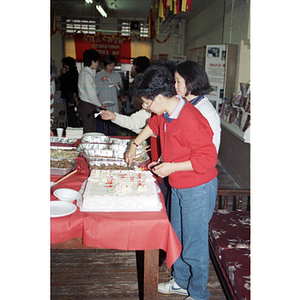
96, 5, 107, 17
85, 0, 93, 3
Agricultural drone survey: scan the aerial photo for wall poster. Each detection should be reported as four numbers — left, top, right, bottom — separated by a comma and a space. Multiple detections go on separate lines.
205, 45, 226, 111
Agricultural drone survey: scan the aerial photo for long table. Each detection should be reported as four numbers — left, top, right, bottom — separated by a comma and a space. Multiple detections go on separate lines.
50, 140, 181, 299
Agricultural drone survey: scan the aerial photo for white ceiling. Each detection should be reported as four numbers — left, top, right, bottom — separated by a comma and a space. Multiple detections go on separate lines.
51, 0, 209, 22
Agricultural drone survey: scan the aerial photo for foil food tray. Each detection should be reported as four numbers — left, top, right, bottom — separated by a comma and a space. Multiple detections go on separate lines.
81, 133, 110, 144
76, 143, 110, 152
89, 160, 134, 170
50, 137, 78, 146
50, 146, 79, 159
50, 158, 77, 176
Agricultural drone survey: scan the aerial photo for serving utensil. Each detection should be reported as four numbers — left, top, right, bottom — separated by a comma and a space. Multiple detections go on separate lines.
52, 170, 77, 186
94, 111, 103, 118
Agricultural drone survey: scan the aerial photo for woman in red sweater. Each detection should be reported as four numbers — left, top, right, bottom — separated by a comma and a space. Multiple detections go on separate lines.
126, 65, 218, 300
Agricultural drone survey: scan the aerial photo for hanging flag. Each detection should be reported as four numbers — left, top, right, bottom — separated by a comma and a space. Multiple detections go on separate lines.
158, 0, 166, 21
167, 0, 173, 11
186, 0, 192, 12
173, 0, 177, 14
51, 7, 56, 34
176, 0, 181, 14
152, 4, 156, 37
181, 0, 187, 12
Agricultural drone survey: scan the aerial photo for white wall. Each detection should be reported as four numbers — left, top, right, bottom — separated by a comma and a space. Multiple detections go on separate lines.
152, 19, 186, 58
185, 0, 250, 90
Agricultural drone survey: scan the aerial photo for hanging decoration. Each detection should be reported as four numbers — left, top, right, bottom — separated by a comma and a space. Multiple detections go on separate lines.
74, 32, 131, 63
51, 28, 171, 44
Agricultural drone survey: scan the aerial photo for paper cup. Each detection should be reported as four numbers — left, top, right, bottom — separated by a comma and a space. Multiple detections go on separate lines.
57, 128, 63, 138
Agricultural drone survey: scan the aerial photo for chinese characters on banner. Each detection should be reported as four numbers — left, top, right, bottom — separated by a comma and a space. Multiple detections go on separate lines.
74, 33, 131, 63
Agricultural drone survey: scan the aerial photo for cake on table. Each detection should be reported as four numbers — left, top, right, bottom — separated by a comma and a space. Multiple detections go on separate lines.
79, 169, 162, 212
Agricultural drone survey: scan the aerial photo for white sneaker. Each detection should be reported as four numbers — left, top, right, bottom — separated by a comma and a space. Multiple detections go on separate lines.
158, 277, 188, 295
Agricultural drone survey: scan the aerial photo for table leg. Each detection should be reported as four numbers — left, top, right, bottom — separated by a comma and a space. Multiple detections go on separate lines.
143, 249, 159, 300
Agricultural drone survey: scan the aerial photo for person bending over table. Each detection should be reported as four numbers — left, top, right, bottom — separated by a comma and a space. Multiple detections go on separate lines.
125, 65, 218, 300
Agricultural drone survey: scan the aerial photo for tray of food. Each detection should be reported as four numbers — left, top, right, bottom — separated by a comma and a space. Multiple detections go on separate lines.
50, 158, 77, 176
81, 133, 110, 144
50, 137, 78, 146
50, 146, 79, 159
83, 149, 121, 164
76, 143, 110, 152
89, 161, 133, 170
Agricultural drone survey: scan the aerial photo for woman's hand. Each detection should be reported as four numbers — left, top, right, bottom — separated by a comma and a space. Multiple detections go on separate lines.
101, 110, 116, 121
125, 144, 137, 167
147, 161, 161, 170
150, 162, 173, 178
101, 75, 109, 82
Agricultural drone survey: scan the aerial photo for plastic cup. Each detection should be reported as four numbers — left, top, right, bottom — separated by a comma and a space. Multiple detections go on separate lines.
57, 128, 63, 138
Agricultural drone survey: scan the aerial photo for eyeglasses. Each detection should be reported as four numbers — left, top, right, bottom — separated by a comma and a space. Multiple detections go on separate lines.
142, 100, 154, 110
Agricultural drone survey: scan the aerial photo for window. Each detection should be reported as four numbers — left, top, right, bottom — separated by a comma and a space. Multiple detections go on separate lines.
121, 21, 148, 38
66, 19, 96, 34
140, 23, 148, 38
121, 22, 131, 36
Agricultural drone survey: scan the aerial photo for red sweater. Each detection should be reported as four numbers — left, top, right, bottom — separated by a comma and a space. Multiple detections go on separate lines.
148, 100, 218, 189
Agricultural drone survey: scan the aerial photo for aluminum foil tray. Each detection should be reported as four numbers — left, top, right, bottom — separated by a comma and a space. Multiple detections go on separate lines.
81, 133, 110, 144
84, 149, 115, 158
110, 138, 131, 146
50, 158, 77, 176
76, 143, 110, 152
89, 160, 133, 170
50, 137, 78, 146
50, 146, 79, 159
84, 156, 125, 164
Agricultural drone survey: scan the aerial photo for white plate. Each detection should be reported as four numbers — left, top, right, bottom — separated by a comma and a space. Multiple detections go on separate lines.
50, 201, 77, 218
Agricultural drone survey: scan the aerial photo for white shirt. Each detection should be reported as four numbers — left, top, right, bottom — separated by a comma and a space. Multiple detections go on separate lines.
78, 66, 101, 107
194, 96, 221, 153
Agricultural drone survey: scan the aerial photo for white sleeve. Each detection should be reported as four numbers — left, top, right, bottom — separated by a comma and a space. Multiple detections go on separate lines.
112, 109, 151, 134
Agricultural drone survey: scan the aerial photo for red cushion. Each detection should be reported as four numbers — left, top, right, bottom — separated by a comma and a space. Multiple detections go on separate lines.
221, 248, 250, 300
209, 211, 250, 258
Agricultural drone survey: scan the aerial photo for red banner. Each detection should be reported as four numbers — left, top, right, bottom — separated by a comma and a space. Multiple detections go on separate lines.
74, 33, 131, 63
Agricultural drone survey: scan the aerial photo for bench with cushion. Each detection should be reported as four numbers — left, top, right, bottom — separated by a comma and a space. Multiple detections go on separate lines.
209, 190, 251, 300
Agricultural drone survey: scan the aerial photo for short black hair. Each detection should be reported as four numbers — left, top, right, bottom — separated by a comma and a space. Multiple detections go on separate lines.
83, 49, 101, 67
153, 59, 177, 75
104, 55, 117, 67
134, 65, 176, 101
133, 56, 150, 74
62, 56, 76, 68
175, 61, 213, 96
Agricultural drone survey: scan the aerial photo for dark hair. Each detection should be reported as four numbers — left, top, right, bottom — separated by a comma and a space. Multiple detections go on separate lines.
175, 61, 213, 96
83, 49, 101, 67
133, 56, 150, 74
104, 55, 117, 67
62, 56, 76, 68
153, 59, 177, 75
134, 65, 176, 100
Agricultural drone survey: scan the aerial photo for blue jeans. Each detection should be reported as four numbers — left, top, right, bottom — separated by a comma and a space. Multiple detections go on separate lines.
171, 177, 217, 300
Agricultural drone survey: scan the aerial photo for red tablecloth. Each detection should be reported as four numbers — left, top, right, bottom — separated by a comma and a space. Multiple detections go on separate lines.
51, 143, 181, 268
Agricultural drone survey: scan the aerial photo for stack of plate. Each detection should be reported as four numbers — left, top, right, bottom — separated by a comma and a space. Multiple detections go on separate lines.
65, 127, 84, 139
